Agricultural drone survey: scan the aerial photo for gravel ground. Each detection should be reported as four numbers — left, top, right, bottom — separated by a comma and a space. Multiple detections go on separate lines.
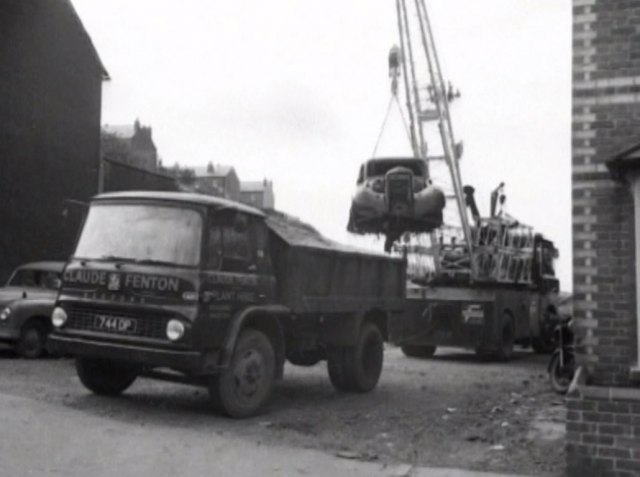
0, 345, 565, 476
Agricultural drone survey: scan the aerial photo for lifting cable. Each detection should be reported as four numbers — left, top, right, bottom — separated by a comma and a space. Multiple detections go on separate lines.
371, 94, 414, 158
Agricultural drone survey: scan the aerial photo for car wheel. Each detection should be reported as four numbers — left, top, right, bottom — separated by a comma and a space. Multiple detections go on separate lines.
76, 357, 138, 396
209, 329, 276, 418
17, 320, 47, 359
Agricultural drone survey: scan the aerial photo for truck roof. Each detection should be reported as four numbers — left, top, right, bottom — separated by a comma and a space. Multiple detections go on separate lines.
93, 191, 265, 217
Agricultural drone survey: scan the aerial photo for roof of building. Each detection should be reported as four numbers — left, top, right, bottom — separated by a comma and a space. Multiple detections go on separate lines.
93, 191, 264, 217
241, 181, 271, 193
61, 0, 109, 79
194, 165, 236, 178
102, 124, 135, 139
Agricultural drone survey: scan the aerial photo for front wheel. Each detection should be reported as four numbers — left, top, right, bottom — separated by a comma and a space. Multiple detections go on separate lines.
549, 354, 573, 394
327, 322, 384, 393
76, 358, 138, 396
209, 329, 275, 418
17, 321, 48, 359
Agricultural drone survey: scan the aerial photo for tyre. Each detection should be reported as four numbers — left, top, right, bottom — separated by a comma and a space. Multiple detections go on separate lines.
549, 354, 573, 394
327, 322, 384, 393
17, 320, 47, 359
401, 345, 436, 358
286, 349, 322, 367
209, 329, 275, 418
495, 315, 515, 361
76, 357, 138, 396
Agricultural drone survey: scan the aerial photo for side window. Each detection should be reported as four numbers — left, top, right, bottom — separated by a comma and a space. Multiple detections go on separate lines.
357, 165, 364, 185
206, 212, 256, 272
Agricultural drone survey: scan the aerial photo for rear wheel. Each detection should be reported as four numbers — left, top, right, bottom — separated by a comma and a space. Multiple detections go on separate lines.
17, 320, 47, 359
327, 322, 384, 393
401, 345, 436, 358
76, 358, 138, 396
209, 329, 275, 418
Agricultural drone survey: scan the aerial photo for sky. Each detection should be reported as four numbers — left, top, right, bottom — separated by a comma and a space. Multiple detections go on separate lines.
73, 0, 573, 290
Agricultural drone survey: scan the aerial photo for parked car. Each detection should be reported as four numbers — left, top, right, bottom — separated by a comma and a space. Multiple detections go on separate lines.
0, 262, 64, 358
347, 157, 445, 247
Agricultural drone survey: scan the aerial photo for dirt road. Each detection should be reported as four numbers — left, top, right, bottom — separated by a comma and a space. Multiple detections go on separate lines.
0, 346, 565, 476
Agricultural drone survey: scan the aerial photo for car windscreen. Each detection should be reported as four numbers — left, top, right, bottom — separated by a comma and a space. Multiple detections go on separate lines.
74, 203, 203, 267
367, 160, 425, 177
8, 270, 61, 289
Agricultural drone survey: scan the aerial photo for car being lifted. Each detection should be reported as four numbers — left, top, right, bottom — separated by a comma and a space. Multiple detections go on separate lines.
347, 157, 445, 251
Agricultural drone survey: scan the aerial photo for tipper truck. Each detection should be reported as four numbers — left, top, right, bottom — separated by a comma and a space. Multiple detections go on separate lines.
48, 191, 406, 417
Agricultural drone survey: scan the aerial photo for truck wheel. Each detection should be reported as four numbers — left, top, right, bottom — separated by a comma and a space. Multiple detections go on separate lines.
17, 320, 47, 359
286, 349, 322, 367
327, 322, 384, 393
496, 315, 515, 361
401, 345, 436, 358
209, 329, 275, 418
76, 358, 138, 396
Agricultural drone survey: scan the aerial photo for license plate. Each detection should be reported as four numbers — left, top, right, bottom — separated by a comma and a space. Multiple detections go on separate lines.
93, 315, 137, 334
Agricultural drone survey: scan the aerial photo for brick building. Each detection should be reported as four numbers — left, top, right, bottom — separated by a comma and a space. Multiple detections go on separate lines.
0, 0, 107, 282
569, 1, 640, 475
102, 119, 158, 171
193, 163, 241, 201
240, 179, 275, 210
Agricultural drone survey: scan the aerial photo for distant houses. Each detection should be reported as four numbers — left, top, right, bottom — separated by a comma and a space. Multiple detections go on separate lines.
240, 180, 275, 210
102, 119, 158, 172
193, 162, 275, 210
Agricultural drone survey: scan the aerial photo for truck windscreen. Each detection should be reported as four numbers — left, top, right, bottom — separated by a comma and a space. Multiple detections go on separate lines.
74, 204, 202, 267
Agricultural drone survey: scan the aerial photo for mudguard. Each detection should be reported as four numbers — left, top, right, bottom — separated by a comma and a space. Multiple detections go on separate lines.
219, 305, 290, 376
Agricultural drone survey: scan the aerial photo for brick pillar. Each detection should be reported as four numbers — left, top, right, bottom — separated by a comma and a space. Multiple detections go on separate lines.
570, 0, 640, 475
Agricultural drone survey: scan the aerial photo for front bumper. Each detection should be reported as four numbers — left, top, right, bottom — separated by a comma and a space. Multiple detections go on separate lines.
47, 334, 220, 374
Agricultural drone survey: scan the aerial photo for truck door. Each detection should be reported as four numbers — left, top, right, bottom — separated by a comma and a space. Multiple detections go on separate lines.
202, 211, 261, 320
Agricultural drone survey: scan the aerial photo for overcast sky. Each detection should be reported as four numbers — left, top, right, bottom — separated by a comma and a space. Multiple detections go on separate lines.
73, 0, 573, 290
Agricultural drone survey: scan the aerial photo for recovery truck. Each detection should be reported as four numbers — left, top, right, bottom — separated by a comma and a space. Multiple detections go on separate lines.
359, 0, 562, 359
48, 191, 406, 418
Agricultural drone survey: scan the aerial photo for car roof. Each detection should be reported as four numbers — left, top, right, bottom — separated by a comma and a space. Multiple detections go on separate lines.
15, 262, 66, 273
365, 156, 424, 164
93, 191, 265, 217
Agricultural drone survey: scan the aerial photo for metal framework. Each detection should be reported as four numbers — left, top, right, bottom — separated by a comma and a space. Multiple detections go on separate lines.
394, 0, 476, 280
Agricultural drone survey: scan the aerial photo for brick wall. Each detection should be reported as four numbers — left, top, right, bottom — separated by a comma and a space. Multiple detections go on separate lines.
572, 0, 639, 387
567, 388, 640, 476
570, 0, 640, 475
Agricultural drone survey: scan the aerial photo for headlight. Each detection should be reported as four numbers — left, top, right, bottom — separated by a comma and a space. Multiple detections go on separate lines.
0, 307, 11, 321
51, 307, 68, 328
166, 319, 185, 341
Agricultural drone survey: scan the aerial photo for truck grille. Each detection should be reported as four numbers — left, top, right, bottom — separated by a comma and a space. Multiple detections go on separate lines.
387, 173, 413, 209
65, 304, 168, 340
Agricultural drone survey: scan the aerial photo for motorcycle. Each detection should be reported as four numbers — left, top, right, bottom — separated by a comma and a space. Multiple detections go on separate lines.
547, 316, 575, 394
